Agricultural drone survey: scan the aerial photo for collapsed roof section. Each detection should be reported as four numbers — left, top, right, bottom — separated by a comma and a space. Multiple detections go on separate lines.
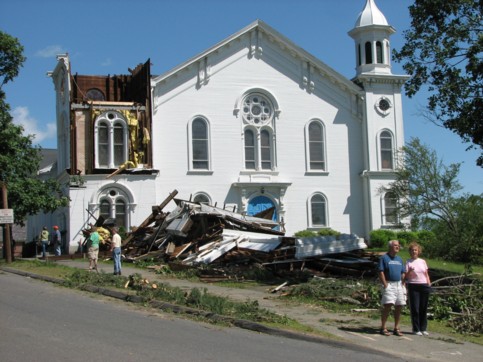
120, 192, 369, 274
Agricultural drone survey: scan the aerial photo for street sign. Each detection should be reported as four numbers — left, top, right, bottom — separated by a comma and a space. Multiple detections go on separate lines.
0, 209, 14, 224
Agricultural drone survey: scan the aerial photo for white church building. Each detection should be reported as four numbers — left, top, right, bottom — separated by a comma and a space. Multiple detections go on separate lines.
28, 0, 408, 254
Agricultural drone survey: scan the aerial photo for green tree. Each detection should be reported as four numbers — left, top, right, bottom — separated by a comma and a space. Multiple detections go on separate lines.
428, 194, 483, 264
0, 31, 69, 228
386, 138, 463, 231
0, 31, 26, 96
393, 0, 483, 166
383, 138, 482, 263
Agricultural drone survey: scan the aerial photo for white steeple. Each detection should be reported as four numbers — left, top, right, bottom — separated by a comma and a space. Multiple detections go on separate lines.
354, 0, 389, 27
348, 0, 395, 76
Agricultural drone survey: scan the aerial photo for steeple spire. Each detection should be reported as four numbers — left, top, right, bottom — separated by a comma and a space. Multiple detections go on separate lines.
348, 0, 395, 76
354, 0, 389, 28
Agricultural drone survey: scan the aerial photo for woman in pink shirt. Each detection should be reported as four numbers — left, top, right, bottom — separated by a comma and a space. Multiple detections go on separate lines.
405, 242, 432, 336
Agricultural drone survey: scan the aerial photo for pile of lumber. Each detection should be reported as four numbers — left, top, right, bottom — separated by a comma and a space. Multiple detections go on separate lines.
119, 190, 376, 277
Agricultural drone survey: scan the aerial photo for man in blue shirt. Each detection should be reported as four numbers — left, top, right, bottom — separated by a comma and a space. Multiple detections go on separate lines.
378, 239, 406, 336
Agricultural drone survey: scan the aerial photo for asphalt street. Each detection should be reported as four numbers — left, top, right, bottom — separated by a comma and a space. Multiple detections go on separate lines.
3, 258, 482, 362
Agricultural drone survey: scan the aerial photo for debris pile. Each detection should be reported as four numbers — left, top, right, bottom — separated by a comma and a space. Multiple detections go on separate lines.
120, 190, 376, 278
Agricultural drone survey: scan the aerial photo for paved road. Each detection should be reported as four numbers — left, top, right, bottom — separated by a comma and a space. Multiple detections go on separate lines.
5, 258, 483, 361
1, 271, 399, 362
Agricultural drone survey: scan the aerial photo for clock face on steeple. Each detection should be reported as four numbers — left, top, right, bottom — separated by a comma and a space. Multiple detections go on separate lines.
376, 97, 392, 116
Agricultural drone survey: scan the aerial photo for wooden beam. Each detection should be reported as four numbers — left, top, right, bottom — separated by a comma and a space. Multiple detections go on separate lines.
121, 190, 178, 246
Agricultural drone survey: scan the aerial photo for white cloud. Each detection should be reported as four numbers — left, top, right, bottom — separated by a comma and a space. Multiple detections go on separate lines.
11, 107, 56, 145
35, 45, 65, 58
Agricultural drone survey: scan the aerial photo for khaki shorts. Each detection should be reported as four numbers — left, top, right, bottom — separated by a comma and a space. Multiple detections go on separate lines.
88, 247, 99, 261
381, 281, 407, 306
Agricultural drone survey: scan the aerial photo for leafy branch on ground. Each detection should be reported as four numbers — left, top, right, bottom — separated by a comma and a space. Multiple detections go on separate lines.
430, 274, 482, 335
63, 270, 290, 326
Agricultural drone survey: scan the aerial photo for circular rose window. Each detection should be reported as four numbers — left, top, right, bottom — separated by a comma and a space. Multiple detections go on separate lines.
242, 94, 273, 126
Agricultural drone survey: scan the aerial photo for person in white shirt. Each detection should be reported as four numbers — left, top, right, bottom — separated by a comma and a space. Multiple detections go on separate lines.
110, 228, 122, 275
405, 242, 432, 336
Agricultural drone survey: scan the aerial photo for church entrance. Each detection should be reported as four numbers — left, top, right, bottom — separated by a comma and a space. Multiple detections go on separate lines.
247, 195, 277, 221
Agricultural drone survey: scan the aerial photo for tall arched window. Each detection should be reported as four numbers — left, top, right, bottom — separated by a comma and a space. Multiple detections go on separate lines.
97, 121, 109, 167
115, 199, 126, 228
309, 193, 327, 227
365, 42, 372, 64
306, 120, 326, 171
99, 199, 110, 221
244, 129, 256, 169
260, 129, 272, 170
384, 192, 398, 225
380, 130, 394, 170
94, 112, 128, 169
376, 41, 383, 63
240, 91, 277, 171
190, 118, 210, 170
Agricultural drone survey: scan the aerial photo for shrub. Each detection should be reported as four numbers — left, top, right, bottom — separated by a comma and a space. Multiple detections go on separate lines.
294, 228, 341, 238
414, 230, 437, 256
369, 229, 397, 248
294, 230, 317, 237
395, 231, 417, 247
317, 228, 341, 237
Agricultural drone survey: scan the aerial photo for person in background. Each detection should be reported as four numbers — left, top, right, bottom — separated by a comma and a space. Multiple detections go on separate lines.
52, 226, 61, 256
406, 241, 432, 336
110, 228, 122, 275
40, 226, 49, 258
378, 239, 406, 336
88, 226, 100, 272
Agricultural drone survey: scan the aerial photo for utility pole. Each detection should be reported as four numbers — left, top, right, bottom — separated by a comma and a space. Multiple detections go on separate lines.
1, 182, 13, 263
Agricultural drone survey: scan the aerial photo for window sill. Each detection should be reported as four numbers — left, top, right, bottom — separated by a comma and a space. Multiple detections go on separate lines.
304, 171, 329, 176
187, 170, 214, 175
239, 170, 279, 176
306, 226, 328, 231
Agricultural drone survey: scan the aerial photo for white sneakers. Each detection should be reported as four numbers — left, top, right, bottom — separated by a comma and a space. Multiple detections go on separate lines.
415, 331, 429, 336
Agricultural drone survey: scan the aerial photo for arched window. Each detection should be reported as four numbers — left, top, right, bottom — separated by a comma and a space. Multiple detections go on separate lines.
380, 130, 394, 170
244, 129, 256, 169
190, 117, 210, 170
365, 42, 372, 64
309, 193, 327, 227
376, 41, 383, 64
115, 199, 126, 228
240, 91, 277, 171
193, 193, 211, 205
306, 120, 326, 171
97, 188, 129, 229
358, 44, 361, 66
384, 192, 398, 225
97, 121, 109, 167
86, 88, 105, 101
94, 112, 128, 169
99, 199, 110, 221
260, 129, 272, 170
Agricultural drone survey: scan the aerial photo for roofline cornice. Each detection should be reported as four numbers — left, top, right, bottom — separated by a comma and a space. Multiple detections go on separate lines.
153, 20, 363, 97
352, 73, 410, 86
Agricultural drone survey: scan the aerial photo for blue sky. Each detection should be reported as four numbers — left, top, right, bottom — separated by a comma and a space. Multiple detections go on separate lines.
2, 0, 481, 195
